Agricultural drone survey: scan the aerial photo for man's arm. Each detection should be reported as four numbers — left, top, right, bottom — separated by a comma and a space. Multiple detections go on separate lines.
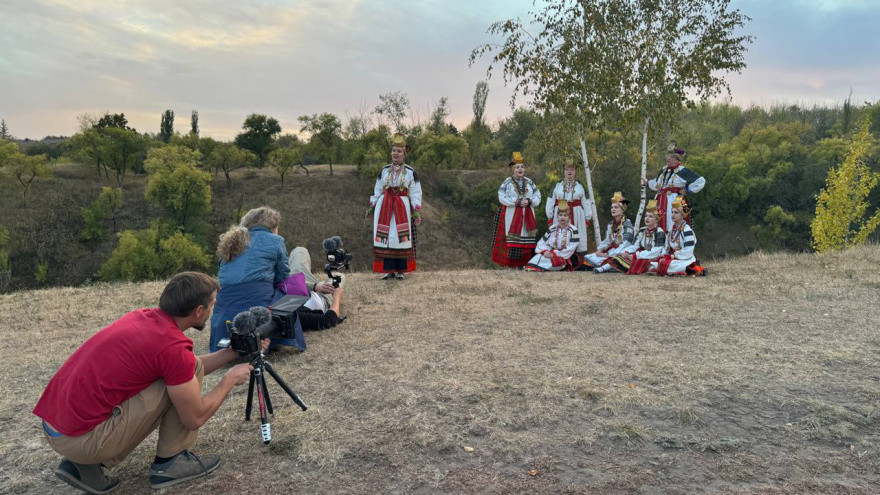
166, 363, 252, 431
196, 348, 239, 375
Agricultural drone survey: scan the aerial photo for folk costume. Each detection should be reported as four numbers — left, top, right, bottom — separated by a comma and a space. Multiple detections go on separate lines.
545, 158, 592, 256
491, 152, 542, 268
526, 201, 580, 272
647, 144, 705, 232
584, 192, 635, 271
369, 134, 423, 276
649, 198, 705, 276
605, 200, 665, 274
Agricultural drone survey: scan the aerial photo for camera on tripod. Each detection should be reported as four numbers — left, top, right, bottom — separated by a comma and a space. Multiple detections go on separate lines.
219, 295, 309, 355
322, 236, 352, 287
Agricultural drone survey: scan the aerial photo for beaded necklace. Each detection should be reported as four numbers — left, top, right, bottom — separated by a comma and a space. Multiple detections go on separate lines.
562, 179, 576, 198
512, 176, 527, 199
386, 164, 405, 189
643, 228, 655, 249
551, 225, 570, 250
670, 222, 685, 249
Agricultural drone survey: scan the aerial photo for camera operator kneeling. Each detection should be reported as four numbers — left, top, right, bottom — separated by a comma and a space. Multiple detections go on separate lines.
288, 246, 345, 331
33, 272, 268, 493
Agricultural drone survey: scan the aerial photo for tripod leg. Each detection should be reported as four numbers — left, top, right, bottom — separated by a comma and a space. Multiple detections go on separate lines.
263, 361, 308, 411
262, 372, 274, 416
245, 371, 255, 421
254, 366, 271, 444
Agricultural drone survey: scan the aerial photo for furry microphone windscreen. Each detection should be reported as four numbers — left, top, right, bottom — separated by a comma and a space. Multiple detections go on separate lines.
232, 310, 258, 334
249, 306, 272, 326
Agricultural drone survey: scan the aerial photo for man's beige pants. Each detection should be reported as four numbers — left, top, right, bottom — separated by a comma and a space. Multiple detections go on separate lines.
44, 358, 204, 467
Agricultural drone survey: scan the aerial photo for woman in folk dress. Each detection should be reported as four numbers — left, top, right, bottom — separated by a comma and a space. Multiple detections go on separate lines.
491, 152, 542, 268
545, 157, 592, 262
583, 192, 635, 272
649, 197, 706, 276
526, 201, 580, 272
600, 199, 665, 274
367, 133, 423, 280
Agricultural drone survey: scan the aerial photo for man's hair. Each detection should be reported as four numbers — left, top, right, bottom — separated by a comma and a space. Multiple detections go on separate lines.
240, 206, 281, 231
159, 272, 220, 317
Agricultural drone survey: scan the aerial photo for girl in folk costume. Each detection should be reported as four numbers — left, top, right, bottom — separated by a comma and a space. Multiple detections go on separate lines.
491, 152, 542, 268
584, 192, 635, 271
602, 199, 665, 274
545, 157, 592, 260
649, 198, 706, 276
367, 133, 423, 280
643, 143, 705, 232
526, 201, 580, 272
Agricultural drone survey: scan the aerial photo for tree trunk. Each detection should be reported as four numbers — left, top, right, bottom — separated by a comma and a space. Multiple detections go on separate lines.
299, 164, 309, 176
579, 138, 602, 247
634, 116, 651, 229
225, 169, 233, 190
329, 159, 334, 176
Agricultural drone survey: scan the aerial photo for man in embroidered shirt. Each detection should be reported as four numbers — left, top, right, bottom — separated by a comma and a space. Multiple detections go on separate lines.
33, 272, 263, 493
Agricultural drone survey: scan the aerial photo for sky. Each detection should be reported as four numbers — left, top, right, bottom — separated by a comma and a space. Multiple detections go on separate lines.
1, 0, 879, 140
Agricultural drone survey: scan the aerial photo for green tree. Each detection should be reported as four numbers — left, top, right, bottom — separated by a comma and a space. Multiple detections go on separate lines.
234, 114, 281, 167
299, 112, 342, 175
1, 143, 52, 201
620, 0, 752, 228
68, 129, 109, 180
374, 91, 410, 132
99, 222, 212, 281
428, 97, 451, 134
144, 146, 212, 229
81, 187, 124, 241
472, 0, 633, 244
467, 82, 491, 168
414, 131, 469, 170
191, 110, 199, 136
497, 108, 541, 157
269, 146, 304, 187
206, 142, 256, 190
0, 119, 10, 140
94, 113, 135, 132
158, 109, 174, 143
812, 121, 880, 252
101, 127, 148, 187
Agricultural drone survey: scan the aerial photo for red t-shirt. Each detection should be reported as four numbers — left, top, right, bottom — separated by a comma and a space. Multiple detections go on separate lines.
33, 308, 196, 436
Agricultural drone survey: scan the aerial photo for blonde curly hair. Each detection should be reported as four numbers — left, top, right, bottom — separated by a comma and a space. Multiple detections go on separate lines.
217, 206, 282, 262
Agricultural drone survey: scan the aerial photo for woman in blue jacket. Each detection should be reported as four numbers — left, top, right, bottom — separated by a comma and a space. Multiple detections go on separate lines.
209, 206, 301, 351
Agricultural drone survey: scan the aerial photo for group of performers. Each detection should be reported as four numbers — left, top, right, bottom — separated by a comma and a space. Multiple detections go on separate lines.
491, 145, 707, 276
367, 134, 706, 279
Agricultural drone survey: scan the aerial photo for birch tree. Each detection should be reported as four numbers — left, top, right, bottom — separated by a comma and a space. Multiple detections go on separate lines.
471, 0, 632, 245
621, 0, 751, 228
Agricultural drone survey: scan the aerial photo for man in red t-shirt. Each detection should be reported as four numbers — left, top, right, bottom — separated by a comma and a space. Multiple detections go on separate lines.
34, 272, 264, 493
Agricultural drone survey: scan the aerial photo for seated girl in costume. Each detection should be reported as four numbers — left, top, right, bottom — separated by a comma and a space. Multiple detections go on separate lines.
583, 192, 634, 272
649, 197, 706, 276
601, 199, 665, 274
525, 201, 580, 272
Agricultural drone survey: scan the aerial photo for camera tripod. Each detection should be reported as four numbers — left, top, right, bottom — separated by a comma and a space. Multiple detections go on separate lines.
244, 350, 308, 444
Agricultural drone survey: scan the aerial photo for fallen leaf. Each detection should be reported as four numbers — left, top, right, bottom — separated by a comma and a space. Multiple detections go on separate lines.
463, 446, 474, 453
528, 469, 538, 476
627, 383, 636, 389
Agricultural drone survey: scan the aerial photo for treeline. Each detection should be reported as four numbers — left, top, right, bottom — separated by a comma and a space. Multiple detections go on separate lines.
1, 96, 880, 291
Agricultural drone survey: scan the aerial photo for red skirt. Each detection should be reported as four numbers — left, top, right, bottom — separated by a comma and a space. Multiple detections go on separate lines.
491, 206, 535, 268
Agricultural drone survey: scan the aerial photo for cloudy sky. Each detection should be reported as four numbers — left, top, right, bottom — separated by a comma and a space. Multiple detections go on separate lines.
1, 0, 879, 140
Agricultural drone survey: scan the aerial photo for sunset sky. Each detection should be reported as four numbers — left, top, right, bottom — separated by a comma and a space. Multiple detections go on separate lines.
1, 0, 879, 140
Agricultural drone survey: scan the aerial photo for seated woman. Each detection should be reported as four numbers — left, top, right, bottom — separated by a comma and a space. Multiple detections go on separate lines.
583, 192, 634, 272
649, 198, 706, 276
525, 201, 580, 272
287, 246, 345, 330
209, 206, 300, 352
602, 199, 665, 274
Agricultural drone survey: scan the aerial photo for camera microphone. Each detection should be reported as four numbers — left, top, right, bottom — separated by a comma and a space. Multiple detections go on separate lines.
232, 311, 258, 335
249, 306, 272, 326
331, 236, 342, 249
322, 237, 341, 252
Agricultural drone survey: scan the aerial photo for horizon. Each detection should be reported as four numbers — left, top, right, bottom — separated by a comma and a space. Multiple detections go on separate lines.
2, 0, 879, 141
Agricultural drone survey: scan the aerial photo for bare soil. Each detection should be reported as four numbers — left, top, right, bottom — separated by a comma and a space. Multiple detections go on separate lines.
1, 246, 879, 494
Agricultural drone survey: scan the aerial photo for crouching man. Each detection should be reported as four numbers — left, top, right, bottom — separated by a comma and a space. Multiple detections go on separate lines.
33, 272, 265, 493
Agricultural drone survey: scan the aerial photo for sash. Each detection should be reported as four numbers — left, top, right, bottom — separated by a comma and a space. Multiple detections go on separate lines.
509, 206, 537, 237
656, 254, 674, 276
376, 188, 410, 243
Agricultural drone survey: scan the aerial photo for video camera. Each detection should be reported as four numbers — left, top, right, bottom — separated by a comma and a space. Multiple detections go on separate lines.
219, 295, 309, 355
322, 236, 352, 287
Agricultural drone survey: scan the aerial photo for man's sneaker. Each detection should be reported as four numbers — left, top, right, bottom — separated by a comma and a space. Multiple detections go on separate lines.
55, 459, 119, 494
380, 273, 393, 280
394, 272, 405, 280
149, 451, 220, 489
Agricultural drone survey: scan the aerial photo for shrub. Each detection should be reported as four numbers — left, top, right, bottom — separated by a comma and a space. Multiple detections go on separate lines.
99, 222, 213, 281
812, 121, 880, 252
80, 187, 124, 241
144, 146, 212, 230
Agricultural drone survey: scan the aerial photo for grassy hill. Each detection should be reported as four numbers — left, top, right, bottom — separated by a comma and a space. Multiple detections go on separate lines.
2, 246, 879, 493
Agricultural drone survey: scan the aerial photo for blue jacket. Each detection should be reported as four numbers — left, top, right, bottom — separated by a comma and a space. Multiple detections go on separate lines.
218, 227, 290, 286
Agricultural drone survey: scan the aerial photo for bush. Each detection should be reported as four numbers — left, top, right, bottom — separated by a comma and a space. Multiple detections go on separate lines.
465, 177, 501, 216
144, 146, 212, 230
80, 187, 124, 241
99, 222, 213, 281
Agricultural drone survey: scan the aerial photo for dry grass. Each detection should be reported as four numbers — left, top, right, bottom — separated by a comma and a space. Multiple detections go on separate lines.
2, 245, 880, 493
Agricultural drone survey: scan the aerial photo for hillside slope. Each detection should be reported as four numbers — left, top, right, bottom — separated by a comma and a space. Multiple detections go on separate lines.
2, 245, 879, 493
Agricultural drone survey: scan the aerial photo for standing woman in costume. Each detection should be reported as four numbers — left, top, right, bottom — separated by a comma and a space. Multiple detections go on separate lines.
545, 157, 592, 263
643, 143, 705, 232
526, 201, 580, 271
604, 199, 665, 274
649, 198, 705, 276
491, 152, 542, 268
367, 133, 423, 280
584, 192, 635, 272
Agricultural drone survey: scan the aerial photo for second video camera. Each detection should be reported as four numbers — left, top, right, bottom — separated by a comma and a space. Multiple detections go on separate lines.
322, 236, 352, 287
